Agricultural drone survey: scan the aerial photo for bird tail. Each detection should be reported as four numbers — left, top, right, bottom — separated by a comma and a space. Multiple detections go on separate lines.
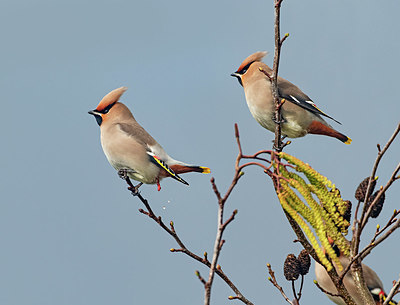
170, 164, 211, 174
307, 120, 352, 144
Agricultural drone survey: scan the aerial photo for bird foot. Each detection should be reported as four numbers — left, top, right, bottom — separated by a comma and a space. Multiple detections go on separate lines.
272, 117, 285, 124
128, 182, 143, 196
118, 168, 133, 180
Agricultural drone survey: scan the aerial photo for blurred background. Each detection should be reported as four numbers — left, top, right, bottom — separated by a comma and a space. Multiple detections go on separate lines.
1, 0, 399, 304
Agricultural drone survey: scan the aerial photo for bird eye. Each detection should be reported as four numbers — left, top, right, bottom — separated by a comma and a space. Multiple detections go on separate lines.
239, 62, 252, 75
103, 109, 109, 114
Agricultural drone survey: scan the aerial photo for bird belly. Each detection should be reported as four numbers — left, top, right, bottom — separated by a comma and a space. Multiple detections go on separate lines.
107, 157, 160, 184
247, 104, 308, 138
280, 113, 308, 138
101, 136, 161, 184
247, 103, 276, 133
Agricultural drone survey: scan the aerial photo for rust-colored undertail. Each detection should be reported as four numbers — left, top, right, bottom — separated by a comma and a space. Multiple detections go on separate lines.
308, 121, 352, 144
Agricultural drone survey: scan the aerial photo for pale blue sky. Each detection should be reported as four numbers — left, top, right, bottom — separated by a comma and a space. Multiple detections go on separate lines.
1, 0, 400, 304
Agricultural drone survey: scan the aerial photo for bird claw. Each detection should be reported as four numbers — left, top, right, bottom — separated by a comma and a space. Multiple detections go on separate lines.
118, 168, 135, 180
272, 117, 285, 124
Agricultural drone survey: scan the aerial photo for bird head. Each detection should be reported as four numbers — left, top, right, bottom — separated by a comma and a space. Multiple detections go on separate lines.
231, 51, 268, 86
88, 87, 128, 126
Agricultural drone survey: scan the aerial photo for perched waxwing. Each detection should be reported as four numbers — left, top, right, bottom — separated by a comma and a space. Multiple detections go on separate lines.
231, 51, 352, 144
88, 87, 210, 191
315, 242, 397, 305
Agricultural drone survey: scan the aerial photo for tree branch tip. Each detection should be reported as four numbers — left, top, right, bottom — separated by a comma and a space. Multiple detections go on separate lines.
268, 276, 272, 281
233, 209, 238, 215
195, 270, 200, 276
228, 296, 239, 300
239, 171, 245, 177
313, 280, 318, 284
170, 248, 175, 252
210, 177, 215, 183
170, 221, 174, 226
234, 123, 239, 138
217, 264, 222, 270
377, 144, 381, 152
267, 263, 271, 268
377, 224, 380, 229
284, 32, 289, 37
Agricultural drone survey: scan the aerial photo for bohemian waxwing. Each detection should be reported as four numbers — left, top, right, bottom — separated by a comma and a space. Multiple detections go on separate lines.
315, 242, 397, 305
231, 51, 352, 144
88, 87, 210, 191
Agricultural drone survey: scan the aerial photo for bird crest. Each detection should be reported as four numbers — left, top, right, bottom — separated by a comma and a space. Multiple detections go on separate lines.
236, 51, 268, 73
95, 86, 128, 112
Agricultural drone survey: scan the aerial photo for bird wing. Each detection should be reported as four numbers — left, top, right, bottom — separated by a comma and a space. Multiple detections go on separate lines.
117, 122, 189, 185
117, 122, 159, 147
148, 154, 189, 185
277, 77, 341, 125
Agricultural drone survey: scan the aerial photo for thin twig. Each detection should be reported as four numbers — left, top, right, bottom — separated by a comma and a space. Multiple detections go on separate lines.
123, 177, 253, 305
361, 162, 400, 229
383, 275, 400, 305
205, 178, 238, 305
350, 123, 400, 305
267, 263, 294, 305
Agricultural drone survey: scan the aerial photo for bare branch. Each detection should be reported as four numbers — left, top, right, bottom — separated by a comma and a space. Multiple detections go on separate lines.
267, 263, 294, 305
383, 275, 400, 305
122, 177, 253, 305
349, 123, 400, 305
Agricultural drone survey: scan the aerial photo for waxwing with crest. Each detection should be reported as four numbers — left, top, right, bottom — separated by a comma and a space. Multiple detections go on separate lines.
88, 87, 210, 192
231, 51, 351, 144
315, 238, 397, 305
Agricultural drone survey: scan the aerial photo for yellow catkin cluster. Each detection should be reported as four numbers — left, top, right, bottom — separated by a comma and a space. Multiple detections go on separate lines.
275, 152, 351, 271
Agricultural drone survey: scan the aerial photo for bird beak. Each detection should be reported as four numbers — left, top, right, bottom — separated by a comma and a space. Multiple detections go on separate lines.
88, 110, 103, 126
230, 72, 243, 87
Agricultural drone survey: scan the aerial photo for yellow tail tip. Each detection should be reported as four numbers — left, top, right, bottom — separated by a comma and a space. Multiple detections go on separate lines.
200, 166, 211, 174
344, 137, 352, 145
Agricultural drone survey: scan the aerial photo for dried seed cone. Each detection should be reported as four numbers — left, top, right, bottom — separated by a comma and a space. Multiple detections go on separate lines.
297, 250, 311, 275
368, 191, 385, 218
283, 254, 301, 281
355, 177, 376, 202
